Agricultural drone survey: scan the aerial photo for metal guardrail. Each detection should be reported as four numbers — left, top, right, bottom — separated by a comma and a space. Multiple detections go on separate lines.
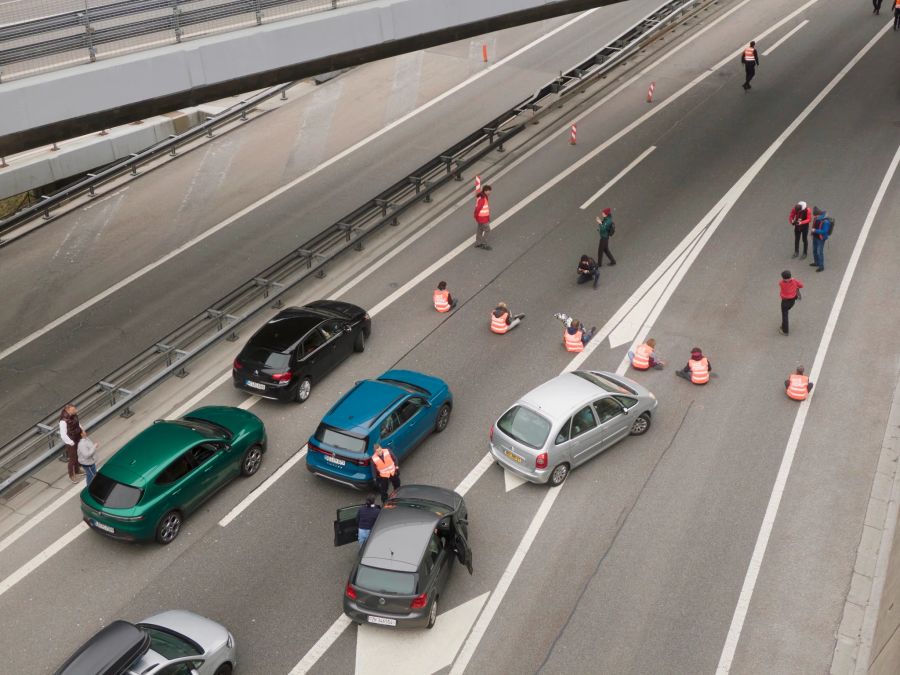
0, 0, 703, 496
0, 81, 298, 243
0, 0, 369, 80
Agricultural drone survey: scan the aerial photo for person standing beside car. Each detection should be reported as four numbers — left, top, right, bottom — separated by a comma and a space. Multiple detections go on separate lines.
372, 444, 401, 504
356, 494, 381, 548
59, 405, 84, 483
77, 436, 99, 485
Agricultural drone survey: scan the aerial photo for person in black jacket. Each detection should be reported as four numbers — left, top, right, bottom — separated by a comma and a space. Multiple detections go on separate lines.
742, 41, 760, 90
577, 255, 600, 289
356, 494, 381, 548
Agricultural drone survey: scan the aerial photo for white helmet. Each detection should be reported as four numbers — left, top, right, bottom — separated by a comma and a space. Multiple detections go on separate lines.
798, 201, 807, 210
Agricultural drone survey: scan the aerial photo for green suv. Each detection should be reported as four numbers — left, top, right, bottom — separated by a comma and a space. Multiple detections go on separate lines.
81, 406, 266, 544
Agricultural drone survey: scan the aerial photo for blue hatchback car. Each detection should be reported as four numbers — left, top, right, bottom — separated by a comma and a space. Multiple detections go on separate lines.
306, 370, 453, 489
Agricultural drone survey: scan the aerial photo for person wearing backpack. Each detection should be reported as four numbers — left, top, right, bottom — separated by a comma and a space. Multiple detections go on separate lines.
595, 208, 617, 267
810, 207, 834, 272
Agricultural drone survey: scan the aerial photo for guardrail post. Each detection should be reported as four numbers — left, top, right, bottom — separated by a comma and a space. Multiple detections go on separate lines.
295, 249, 327, 277
375, 199, 400, 225
40, 195, 52, 220
409, 177, 432, 203
99, 382, 135, 417
36, 423, 58, 449
129, 154, 139, 176
0, 157, 7, 168
254, 0, 263, 25
252, 277, 286, 299
173, 350, 190, 377
173, 1, 183, 44
168, 135, 178, 157
206, 118, 214, 138
79, 9, 96, 63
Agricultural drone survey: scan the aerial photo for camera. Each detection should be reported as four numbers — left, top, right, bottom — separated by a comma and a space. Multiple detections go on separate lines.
553, 312, 573, 328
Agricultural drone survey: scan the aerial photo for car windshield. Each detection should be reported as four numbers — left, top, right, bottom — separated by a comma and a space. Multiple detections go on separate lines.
315, 425, 367, 453
497, 405, 551, 449
171, 417, 233, 440
573, 371, 635, 394
88, 473, 142, 508
139, 625, 201, 659
241, 346, 291, 370
355, 565, 416, 594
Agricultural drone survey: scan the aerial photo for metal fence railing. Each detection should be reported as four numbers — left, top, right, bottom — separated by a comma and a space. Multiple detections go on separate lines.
0, 0, 706, 496
0, 0, 373, 82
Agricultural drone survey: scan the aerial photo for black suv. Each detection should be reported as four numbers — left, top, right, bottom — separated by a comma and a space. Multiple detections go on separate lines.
334, 484, 473, 629
232, 300, 371, 403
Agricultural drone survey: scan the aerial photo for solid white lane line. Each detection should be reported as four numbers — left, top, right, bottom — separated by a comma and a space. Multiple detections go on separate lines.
0, 8, 601, 366
716, 143, 900, 671
288, 615, 354, 675
0, 484, 83, 555
218, 446, 308, 527
0, 523, 87, 599
762, 20, 809, 57
579, 146, 656, 210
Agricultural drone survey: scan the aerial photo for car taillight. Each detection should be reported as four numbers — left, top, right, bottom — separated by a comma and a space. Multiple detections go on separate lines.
309, 443, 333, 457
410, 593, 428, 610
536, 452, 548, 469
489, 425, 494, 442
345, 583, 357, 600
271, 371, 292, 382
233, 359, 242, 370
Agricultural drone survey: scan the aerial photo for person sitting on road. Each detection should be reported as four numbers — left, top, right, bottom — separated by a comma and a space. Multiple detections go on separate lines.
577, 255, 600, 289
676, 347, 711, 384
785, 365, 813, 401
563, 319, 596, 353
629, 338, 665, 370
490, 302, 524, 334
433, 280, 457, 312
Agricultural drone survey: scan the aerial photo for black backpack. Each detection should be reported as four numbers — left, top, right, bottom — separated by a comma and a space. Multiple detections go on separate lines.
608, 221, 616, 237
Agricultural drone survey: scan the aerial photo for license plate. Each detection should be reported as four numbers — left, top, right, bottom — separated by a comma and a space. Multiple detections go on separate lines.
325, 456, 346, 467
91, 520, 114, 534
367, 616, 396, 626
504, 449, 523, 463
245, 380, 266, 391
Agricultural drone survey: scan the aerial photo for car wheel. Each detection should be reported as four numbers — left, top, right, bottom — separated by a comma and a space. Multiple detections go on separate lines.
353, 329, 366, 353
434, 403, 451, 433
155, 510, 183, 545
241, 444, 264, 476
629, 412, 651, 436
426, 596, 439, 629
214, 664, 233, 675
294, 377, 312, 403
549, 463, 570, 487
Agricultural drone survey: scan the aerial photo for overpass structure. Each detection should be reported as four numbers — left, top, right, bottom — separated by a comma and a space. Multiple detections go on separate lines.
0, 0, 625, 156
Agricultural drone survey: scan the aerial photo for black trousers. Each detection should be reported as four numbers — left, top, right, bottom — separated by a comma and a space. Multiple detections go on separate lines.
744, 63, 756, 86
781, 298, 796, 334
793, 226, 809, 255
597, 238, 616, 265
375, 471, 401, 503
874, 0, 882, 12
577, 271, 599, 288
895, 9, 900, 29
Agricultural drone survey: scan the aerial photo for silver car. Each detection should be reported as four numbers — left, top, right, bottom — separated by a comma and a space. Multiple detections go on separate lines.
490, 370, 657, 486
55, 609, 236, 675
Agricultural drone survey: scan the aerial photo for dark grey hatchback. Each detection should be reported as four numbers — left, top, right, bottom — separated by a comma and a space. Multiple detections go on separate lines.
232, 300, 371, 403
334, 485, 473, 629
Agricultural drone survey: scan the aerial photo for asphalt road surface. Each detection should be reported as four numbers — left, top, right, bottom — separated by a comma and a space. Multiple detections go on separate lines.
1, 0, 899, 673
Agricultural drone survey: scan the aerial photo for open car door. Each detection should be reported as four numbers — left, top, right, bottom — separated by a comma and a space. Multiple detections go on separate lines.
453, 522, 473, 575
333, 504, 363, 546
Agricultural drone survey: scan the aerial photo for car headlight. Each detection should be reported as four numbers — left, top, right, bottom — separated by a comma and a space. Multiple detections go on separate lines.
649, 392, 656, 400
227, 632, 234, 649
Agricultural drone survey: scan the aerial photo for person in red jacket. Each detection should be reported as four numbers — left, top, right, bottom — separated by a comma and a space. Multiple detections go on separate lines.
778, 270, 803, 336
788, 201, 812, 259
474, 185, 493, 250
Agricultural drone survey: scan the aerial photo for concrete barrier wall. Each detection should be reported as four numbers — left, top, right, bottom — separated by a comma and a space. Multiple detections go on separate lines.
0, 0, 620, 153
870, 507, 900, 673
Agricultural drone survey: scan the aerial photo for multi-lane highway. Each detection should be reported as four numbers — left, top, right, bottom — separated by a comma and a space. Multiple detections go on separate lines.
1, 0, 899, 673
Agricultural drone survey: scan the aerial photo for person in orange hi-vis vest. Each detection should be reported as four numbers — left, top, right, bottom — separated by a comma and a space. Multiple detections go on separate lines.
563, 319, 596, 353
629, 338, 665, 370
474, 185, 493, 250
676, 347, 711, 384
433, 281, 457, 312
371, 444, 400, 504
785, 366, 814, 401
741, 41, 759, 90
490, 302, 524, 334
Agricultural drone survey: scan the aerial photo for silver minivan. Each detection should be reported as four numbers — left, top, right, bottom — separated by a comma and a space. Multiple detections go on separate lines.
490, 370, 657, 486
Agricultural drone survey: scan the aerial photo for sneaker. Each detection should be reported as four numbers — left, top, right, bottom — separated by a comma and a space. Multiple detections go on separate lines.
791, 252, 798, 259
800, 253, 807, 260
608, 261, 616, 266
474, 243, 484, 249
778, 328, 788, 336
515, 314, 526, 320
816, 267, 824, 272
482, 244, 492, 251
590, 326, 597, 333
809, 262, 818, 266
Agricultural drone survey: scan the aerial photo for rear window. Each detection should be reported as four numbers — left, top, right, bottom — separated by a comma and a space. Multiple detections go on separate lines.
88, 473, 142, 508
315, 425, 367, 453
241, 346, 291, 370
139, 625, 201, 659
355, 565, 416, 594
573, 371, 635, 394
497, 405, 551, 449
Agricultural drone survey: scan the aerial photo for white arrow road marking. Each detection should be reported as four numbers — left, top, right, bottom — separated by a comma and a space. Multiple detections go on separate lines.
503, 470, 528, 492
355, 593, 490, 675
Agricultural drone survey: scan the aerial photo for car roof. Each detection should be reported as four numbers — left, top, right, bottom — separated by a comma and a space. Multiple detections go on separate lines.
101, 422, 205, 486
518, 371, 609, 421
54, 620, 149, 675
361, 505, 441, 572
322, 379, 406, 434
137, 610, 226, 654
